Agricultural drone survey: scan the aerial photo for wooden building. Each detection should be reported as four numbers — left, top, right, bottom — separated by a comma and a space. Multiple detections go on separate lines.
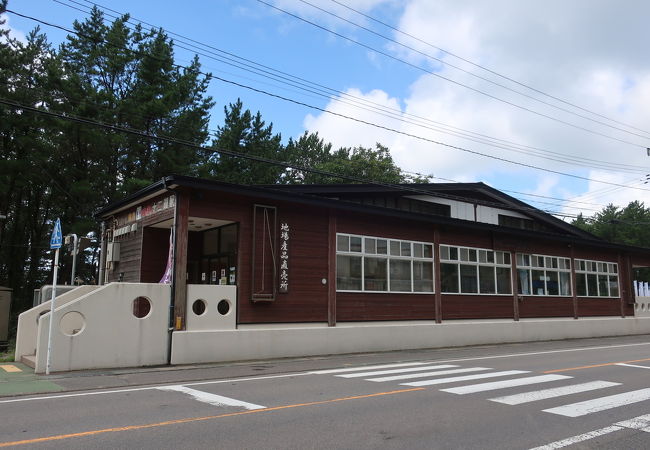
96, 175, 650, 330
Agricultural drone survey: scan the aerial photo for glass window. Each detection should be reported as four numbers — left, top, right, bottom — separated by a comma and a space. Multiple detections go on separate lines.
442, 246, 511, 295
559, 272, 571, 296
414, 261, 434, 292
598, 275, 609, 297
365, 238, 376, 254
576, 273, 587, 296
518, 269, 531, 295
390, 259, 411, 292
350, 236, 362, 252
516, 253, 572, 297
336, 255, 361, 290
479, 265, 496, 294
496, 267, 512, 294
609, 276, 619, 297
531, 270, 546, 295
576, 258, 619, 297
546, 271, 559, 296
449, 247, 458, 260
336, 234, 350, 252
460, 265, 478, 293
441, 263, 459, 293
364, 257, 387, 291
336, 233, 434, 293
587, 274, 598, 296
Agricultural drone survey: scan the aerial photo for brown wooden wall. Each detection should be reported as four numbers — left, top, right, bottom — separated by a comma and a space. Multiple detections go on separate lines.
189, 192, 330, 324
441, 295, 514, 320
103, 187, 644, 323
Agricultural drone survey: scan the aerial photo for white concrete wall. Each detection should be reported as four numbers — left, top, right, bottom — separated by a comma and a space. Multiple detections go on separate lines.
171, 317, 650, 365
185, 285, 236, 331
635, 296, 650, 317
15, 285, 99, 360
34, 283, 170, 373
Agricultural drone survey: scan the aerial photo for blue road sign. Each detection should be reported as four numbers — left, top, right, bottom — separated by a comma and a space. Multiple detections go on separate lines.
50, 218, 62, 249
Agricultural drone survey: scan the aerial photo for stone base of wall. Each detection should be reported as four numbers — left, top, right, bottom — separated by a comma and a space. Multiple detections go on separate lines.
171, 317, 650, 365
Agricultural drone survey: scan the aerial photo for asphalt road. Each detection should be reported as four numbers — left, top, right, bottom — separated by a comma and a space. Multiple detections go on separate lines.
2, 335, 650, 449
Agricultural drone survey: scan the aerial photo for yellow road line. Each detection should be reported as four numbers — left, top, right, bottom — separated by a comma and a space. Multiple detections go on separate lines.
544, 357, 650, 373
0, 387, 424, 447
0, 365, 21, 373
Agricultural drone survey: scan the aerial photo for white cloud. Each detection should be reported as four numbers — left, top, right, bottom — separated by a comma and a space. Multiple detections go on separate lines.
294, 0, 650, 216
0, 13, 27, 43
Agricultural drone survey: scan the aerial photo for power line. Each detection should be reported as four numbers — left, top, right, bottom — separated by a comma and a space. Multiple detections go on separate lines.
47, 1, 650, 175
327, 0, 650, 139
1, 96, 588, 217
258, 0, 649, 149
9, 8, 650, 194
296, 0, 650, 142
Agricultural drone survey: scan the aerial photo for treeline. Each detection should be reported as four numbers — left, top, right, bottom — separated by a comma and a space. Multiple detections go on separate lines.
0, 4, 422, 321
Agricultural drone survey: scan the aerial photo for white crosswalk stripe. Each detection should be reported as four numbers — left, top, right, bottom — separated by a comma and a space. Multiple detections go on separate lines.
490, 380, 620, 405
337, 364, 458, 378
310, 362, 431, 375
441, 374, 572, 395
368, 367, 491, 382
543, 388, 650, 417
401, 370, 530, 387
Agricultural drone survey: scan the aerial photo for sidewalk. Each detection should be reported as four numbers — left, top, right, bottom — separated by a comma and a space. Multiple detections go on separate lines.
0, 362, 64, 396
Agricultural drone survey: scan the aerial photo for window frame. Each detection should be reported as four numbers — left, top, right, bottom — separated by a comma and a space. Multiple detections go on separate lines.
575, 258, 619, 298
439, 245, 512, 295
336, 233, 434, 294
515, 253, 572, 297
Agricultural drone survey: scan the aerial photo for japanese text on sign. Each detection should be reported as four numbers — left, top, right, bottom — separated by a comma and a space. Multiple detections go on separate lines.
279, 222, 289, 293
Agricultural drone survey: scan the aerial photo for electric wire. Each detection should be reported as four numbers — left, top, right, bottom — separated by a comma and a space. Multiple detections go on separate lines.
0, 96, 606, 220
258, 0, 649, 149
327, 0, 650, 138
296, 0, 650, 141
7, 8, 650, 200
49, 1, 650, 175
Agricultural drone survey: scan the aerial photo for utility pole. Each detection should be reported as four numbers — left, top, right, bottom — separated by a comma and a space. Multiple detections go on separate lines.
65, 234, 79, 285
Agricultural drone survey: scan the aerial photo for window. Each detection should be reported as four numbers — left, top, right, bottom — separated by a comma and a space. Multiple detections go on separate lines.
575, 259, 619, 297
516, 253, 571, 296
440, 245, 512, 295
336, 233, 434, 293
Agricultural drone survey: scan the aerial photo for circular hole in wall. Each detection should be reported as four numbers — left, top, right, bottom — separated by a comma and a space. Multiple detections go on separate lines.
59, 311, 86, 336
132, 297, 152, 319
192, 299, 207, 316
217, 299, 230, 316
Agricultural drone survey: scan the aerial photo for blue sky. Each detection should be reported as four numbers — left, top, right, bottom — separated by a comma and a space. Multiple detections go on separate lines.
5, 0, 650, 219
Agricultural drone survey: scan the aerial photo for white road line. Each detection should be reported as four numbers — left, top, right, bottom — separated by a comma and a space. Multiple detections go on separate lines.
156, 385, 265, 410
310, 362, 431, 374
368, 367, 490, 382
401, 370, 529, 387
441, 374, 571, 395
337, 364, 458, 378
490, 380, 620, 405
311, 341, 650, 375
616, 363, 650, 369
0, 372, 311, 404
543, 388, 650, 417
528, 425, 623, 450
615, 413, 650, 433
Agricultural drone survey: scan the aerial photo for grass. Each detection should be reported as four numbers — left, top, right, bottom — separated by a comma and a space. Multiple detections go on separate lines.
0, 339, 15, 363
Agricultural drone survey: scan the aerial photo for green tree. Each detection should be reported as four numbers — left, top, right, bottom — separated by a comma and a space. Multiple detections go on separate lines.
203, 99, 283, 184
